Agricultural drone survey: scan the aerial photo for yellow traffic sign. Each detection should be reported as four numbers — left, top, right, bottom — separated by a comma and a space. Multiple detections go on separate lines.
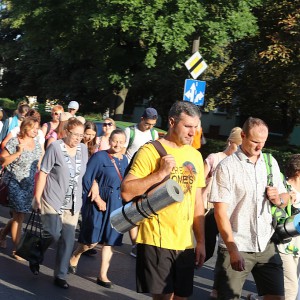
184, 51, 208, 79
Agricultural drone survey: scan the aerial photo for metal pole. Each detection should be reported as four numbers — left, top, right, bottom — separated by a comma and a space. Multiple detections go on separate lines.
192, 36, 200, 53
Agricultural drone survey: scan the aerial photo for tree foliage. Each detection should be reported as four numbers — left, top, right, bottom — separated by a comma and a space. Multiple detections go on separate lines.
0, 0, 262, 114
207, 0, 299, 136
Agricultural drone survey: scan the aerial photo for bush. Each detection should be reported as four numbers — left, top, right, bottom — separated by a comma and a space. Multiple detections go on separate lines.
200, 138, 298, 171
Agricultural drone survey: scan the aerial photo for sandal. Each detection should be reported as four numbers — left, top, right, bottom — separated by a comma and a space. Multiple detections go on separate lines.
11, 251, 25, 261
54, 277, 69, 289
68, 265, 77, 274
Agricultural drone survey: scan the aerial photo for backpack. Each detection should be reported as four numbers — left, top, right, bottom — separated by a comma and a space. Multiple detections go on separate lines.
263, 153, 292, 224
44, 122, 52, 149
127, 125, 156, 150
45, 122, 51, 137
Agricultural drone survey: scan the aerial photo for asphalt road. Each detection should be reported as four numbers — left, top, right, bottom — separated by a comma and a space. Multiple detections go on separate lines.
0, 206, 257, 299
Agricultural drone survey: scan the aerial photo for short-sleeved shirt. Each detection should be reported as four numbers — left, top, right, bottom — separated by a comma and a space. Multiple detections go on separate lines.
40, 140, 88, 213
129, 142, 205, 250
202, 152, 227, 209
124, 125, 159, 162
209, 147, 286, 252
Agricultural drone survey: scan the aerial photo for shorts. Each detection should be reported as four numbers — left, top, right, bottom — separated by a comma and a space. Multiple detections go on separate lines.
136, 244, 195, 297
215, 242, 284, 299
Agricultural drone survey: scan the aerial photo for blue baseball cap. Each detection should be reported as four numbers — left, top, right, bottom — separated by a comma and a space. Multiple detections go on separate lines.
142, 108, 158, 119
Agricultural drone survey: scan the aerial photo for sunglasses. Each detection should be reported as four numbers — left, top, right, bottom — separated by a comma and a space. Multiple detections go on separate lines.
53, 112, 62, 116
103, 122, 113, 127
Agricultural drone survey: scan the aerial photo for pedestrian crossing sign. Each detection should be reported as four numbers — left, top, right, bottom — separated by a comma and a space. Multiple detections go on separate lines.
184, 51, 208, 79
183, 79, 206, 106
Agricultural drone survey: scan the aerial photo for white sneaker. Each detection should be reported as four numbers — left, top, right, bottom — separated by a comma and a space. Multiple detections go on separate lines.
130, 245, 137, 258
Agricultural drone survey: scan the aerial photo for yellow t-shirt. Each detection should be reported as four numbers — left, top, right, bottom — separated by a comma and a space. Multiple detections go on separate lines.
129, 142, 205, 250
192, 127, 202, 150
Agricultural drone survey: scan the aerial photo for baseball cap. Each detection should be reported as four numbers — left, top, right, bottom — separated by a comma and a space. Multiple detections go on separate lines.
68, 101, 79, 110
142, 108, 158, 119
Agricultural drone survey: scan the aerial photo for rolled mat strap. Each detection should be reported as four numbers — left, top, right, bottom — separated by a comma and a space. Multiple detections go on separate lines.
136, 194, 152, 219
122, 204, 136, 227
145, 194, 158, 216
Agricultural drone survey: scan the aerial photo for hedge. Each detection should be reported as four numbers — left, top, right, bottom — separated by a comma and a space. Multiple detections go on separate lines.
200, 138, 299, 172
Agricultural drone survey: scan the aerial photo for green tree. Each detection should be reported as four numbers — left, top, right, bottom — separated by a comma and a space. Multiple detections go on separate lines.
208, 0, 299, 137
0, 0, 263, 118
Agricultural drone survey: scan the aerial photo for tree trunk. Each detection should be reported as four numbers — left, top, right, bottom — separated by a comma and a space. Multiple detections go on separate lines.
114, 87, 128, 121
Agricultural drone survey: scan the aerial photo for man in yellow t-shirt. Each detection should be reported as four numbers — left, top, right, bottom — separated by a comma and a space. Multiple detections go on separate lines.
121, 101, 206, 300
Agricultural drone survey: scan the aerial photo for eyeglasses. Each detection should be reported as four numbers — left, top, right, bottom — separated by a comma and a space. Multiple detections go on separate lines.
144, 121, 156, 127
103, 122, 113, 127
68, 130, 84, 138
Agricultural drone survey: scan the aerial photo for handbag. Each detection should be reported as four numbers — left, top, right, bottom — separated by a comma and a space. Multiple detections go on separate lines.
0, 168, 9, 206
15, 211, 52, 264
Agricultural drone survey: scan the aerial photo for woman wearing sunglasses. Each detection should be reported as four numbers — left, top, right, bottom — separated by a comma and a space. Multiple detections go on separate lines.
46, 112, 73, 148
97, 118, 116, 151
41, 105, 64, 140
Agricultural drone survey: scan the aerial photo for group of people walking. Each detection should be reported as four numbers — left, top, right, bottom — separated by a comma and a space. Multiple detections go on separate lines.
0, 102, 126, 288
0, 100, 300, 300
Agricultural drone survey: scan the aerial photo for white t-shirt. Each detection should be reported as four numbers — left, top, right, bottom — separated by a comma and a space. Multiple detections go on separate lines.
124, 125, 158, 162
10, 127, 45, 147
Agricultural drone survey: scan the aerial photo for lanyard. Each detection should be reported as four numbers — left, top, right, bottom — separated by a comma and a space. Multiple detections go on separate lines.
59, 140, 81, 207
107, 152, 123, 181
